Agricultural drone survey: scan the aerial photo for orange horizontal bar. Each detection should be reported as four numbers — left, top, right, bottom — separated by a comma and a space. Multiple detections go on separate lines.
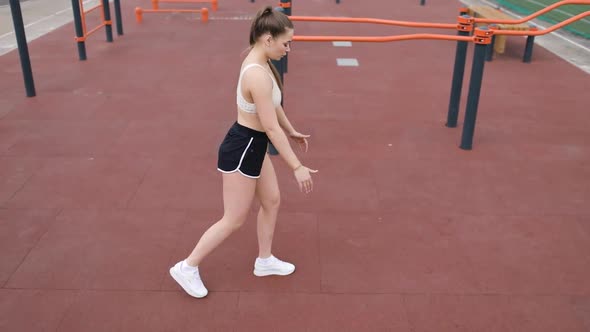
156, 0, 217, 11
494, 11, 590, 35
289, 15, 457, 29
474, 0, 590, 24
293, 34, 473, 42
140, 8, 204, 13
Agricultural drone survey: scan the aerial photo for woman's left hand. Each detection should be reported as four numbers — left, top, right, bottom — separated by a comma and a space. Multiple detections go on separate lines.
289, 131, 310, 152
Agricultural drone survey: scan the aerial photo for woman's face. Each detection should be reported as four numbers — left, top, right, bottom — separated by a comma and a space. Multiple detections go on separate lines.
266, 28, 293, 61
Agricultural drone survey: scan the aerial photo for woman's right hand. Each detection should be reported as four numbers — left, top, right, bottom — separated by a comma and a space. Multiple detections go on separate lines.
294, 165, 318, 194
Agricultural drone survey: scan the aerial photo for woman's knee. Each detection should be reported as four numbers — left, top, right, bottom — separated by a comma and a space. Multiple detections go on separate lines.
261, 192, 281, 211
220, 211, 249, 231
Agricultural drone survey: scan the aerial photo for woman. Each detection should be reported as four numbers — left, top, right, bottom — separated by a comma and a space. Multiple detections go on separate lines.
169, 6, 317, 298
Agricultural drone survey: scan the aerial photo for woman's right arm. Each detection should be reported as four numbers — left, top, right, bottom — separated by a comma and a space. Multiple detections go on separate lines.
245, 68, 317, 192
247, 68, 300, 169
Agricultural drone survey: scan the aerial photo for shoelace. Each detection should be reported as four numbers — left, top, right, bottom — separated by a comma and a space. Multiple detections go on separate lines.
183, 269, 202, 280
262, 256, 287, 267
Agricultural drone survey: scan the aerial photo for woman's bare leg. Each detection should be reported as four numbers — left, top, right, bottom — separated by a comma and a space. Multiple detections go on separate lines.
185, 172, 257, 266
255, 154, 281, 258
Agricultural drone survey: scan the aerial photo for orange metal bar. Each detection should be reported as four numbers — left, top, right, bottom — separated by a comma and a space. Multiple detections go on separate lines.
289, 15, 457, 29
473, 27, 493, 44
293, 34, 473, 42
202, 7, 208, 22
78, 0, 111, 39
289, 1, 589, 30
136, 7, 143, 23
177, 0, 215, 11
457, 14, 475, 33
493, 11, 590, 35
292, 12, 587, 44
79, 0, 88, 35
99, 1, 105, 23
85, 22, 107, 37
140, 8, 203, 13
154, 0, 218, 11
474, 0, 590, 24
135, 7, 209, 22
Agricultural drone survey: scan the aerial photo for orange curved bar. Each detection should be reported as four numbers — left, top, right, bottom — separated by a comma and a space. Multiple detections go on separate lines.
289, 15, 457, 29
293, 34, 473, 43
474, 0, 590, 24
494, 11, 590, 35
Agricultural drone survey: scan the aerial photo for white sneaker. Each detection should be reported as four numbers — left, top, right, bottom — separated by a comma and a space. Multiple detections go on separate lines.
253, 255, 295, 277
169, 261, 208, 298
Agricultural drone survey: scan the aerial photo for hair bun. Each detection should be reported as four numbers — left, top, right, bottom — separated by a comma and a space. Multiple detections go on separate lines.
261, 6, 273, 16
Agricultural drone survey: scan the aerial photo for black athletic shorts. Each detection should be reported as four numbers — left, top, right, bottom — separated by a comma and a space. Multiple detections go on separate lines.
217, 122, 269, 178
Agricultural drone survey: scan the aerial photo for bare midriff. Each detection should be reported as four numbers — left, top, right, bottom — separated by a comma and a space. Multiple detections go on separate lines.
237, 107, 266, 132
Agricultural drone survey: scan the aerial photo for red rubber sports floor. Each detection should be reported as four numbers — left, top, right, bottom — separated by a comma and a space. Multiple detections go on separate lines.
1, 0, 589, 330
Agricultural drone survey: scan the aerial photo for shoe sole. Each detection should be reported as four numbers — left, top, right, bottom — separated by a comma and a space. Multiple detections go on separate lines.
169, 267, 208, 298
253, 267, 295, 277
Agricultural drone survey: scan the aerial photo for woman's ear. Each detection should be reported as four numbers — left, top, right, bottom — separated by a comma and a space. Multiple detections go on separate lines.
265, 34, 272, 47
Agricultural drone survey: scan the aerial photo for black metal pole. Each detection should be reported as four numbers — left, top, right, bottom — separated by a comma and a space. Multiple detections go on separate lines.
113, 0, 124, 36
460, 42, 488, 150
9, 0, 36, 97
485, 35, 496, 61
523, 35, 535, 63
273, 5, 288, 77
336, 0, 340, 3
269, 55, 285, 156
268, 140, 279, 155
280, 0, 291, 15
420, 0, 425, 5
102, 0, 114, 42
446, 29, 470, 128
269, 2, 291, 156
272, 58, 285, 83
280, 0, 290, 73
71, 0, 87, 60
283, 49, 288, 73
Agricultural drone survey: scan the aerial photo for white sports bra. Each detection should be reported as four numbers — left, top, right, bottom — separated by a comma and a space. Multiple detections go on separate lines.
236, 63, 282, 114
